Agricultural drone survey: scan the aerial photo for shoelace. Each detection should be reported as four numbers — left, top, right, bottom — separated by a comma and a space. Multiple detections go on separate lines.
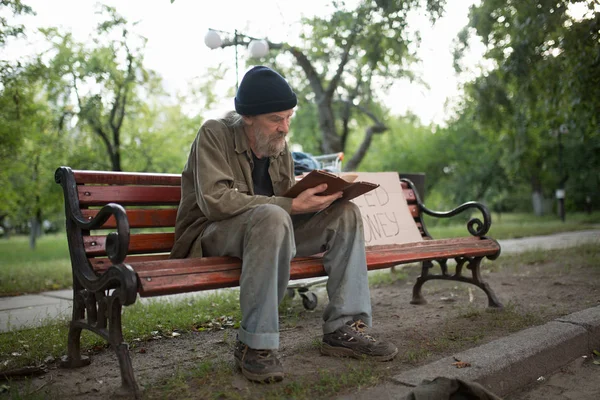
256, 350, 273, 359
349, 320, 376, 342
241, 344, 276, 362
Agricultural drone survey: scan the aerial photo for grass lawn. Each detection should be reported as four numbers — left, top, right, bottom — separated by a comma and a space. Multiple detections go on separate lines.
0, 211, 598, 297
426, 211, 600, 239
0, 234, 71, 296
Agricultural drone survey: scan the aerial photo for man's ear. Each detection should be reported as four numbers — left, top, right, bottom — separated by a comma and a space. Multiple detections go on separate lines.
241, 115, 254, 126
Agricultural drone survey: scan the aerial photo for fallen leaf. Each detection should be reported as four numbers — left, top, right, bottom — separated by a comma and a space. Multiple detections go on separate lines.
451, 358, 471, 368
452, 361, 471, 368
593, 350, 600, 356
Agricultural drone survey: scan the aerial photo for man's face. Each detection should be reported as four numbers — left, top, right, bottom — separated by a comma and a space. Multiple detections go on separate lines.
245, 109, 294, 158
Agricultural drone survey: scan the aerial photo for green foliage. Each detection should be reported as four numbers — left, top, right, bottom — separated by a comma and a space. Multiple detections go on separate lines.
0, 0, 34, 46
256, 0, 446, 166
451, 0, 600, 212
0, 4, 210, 232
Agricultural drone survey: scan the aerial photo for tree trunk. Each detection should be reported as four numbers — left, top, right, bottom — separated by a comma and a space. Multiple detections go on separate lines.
29, 216, 41, 249
531, 175, 544, 216
0, 215, 10, 239
317, 102, 342, 154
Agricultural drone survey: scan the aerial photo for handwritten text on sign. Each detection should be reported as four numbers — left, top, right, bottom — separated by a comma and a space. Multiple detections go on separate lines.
346, 172, 422, 246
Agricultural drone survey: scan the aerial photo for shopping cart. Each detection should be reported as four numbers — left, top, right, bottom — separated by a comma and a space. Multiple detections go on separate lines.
287, 152, 344, 310
312, 152, 344, 172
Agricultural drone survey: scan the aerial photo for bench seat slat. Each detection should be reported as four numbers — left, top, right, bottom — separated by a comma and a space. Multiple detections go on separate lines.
73, 170, 181, 186
134, 238, 499, 297
408, 205, 419, 218
89, 254, 171, 271
403, 188, 416, 202
81, 209, 177, 229
78, 186, 181, 206
84, 233, 174, 256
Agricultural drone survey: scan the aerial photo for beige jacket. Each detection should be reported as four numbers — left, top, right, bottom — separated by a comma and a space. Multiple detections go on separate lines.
170, 118, 295, 259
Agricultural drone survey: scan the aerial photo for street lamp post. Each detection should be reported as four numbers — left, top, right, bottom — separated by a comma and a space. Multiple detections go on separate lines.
203, 28, 271, 90
553, 124, 569, 222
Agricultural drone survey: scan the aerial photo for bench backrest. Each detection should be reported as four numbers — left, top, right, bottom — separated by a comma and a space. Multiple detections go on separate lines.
56, 168, 428, 270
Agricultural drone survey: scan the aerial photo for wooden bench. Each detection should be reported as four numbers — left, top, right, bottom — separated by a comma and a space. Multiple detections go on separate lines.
54, 166, 502, 397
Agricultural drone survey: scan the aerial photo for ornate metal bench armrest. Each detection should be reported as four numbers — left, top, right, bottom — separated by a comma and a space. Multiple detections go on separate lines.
421, 201, 492, 237
55, 166, 130, 265
69, 203, 130, 265
55, 167, 136, 305
400, 178, 492, 237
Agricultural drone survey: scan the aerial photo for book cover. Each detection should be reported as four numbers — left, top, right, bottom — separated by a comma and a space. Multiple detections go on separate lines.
283, 170, 379, 201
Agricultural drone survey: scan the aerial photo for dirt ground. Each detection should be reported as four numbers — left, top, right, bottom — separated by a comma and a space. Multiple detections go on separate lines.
506, 355, 600, 400
4, 250, 600, 399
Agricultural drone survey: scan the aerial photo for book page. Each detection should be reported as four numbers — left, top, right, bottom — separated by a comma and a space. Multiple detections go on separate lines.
340, 174, 358, 183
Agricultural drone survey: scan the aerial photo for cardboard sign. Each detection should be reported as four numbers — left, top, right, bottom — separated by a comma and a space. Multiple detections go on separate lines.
344, 172, 423, 246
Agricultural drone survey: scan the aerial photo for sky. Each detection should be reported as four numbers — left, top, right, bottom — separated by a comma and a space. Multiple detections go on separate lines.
5, 0, 489, 126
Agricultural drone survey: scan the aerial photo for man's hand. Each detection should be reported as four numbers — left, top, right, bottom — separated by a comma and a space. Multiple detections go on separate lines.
290, 184, 342, 214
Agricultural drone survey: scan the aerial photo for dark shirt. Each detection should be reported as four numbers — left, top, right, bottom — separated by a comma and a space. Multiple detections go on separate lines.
252, 152, 274, 196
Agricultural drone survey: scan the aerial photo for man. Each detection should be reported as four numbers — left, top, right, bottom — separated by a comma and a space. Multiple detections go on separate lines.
171, 66, 398, 383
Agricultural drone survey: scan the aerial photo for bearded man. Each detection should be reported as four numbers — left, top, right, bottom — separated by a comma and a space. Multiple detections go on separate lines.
171, 66, 398, 383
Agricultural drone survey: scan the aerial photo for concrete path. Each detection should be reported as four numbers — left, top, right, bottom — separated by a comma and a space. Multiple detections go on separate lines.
1, 229, 598, 333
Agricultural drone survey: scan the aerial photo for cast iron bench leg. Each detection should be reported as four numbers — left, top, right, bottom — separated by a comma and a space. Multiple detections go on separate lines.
410, 258, 503, 308
410, 260, 432, 305
61, 289, 91, 368
61, 287, 141, 398
108, 298, 141, 398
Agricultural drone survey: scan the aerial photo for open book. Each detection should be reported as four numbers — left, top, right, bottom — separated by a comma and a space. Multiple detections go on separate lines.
283, 170, 379, 201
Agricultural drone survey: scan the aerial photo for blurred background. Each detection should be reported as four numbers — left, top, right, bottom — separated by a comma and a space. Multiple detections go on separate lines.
1, 0, 599, 248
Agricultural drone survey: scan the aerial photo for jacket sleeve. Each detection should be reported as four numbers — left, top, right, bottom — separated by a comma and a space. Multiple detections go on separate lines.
193, 122, 293, 221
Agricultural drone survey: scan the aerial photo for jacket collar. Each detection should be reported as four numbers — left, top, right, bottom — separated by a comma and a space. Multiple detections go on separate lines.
233, 124, 250, 155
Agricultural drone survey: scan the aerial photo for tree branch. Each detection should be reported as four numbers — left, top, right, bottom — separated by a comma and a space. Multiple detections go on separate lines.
339, 100, 388, 171
340, 72, 363, 149
324, 24, 361, 101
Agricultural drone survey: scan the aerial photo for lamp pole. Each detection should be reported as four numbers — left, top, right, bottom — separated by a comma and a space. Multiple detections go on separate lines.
555, 124, 568, 222
233, 29, 239, 90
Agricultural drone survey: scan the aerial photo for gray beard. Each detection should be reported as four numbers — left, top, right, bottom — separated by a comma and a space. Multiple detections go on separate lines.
254, 129, 286, 157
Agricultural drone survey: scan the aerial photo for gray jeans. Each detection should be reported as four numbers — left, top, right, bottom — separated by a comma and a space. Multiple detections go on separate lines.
191, 201, 372, 350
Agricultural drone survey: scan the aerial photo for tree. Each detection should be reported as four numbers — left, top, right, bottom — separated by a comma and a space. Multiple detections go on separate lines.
41, 5, 161, 171
0, 3, 208, 244
454, 0, 600, 214
215, 0, 446, 170
0, 0, 33, 46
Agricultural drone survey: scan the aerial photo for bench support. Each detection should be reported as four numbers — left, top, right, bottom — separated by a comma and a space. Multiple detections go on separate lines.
60, 283, 141, 398
410, 257, 503, 308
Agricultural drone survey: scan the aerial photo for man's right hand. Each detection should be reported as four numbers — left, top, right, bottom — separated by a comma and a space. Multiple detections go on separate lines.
290, 184, 343, 214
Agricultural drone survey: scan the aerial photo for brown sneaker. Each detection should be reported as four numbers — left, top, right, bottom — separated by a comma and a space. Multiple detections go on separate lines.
234, 340, 284, 383
321, 320, 398, 361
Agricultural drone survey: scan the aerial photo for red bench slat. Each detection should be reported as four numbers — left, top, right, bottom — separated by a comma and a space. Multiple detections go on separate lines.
89, 254, 171, 272
84, 233, 174, 256
73, 170, 181, 186
78, 186, 181, 206
81, 208, 177, 229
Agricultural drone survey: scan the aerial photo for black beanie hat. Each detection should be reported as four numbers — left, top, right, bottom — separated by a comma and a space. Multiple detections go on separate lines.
234, 66, 297, 115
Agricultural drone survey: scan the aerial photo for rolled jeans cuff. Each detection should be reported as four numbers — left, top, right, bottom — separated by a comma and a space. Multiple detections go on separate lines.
238, 326, 279, 350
